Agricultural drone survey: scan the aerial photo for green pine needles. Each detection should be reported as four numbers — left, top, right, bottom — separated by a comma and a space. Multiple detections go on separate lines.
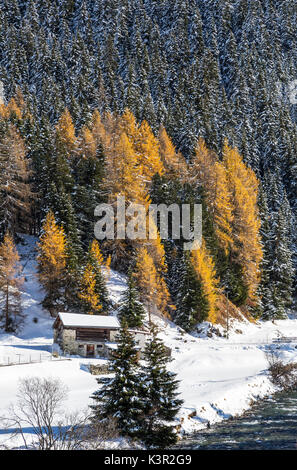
91, 323, 183, 449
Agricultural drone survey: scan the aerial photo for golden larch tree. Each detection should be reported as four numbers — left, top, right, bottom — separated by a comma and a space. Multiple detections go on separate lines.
79, 125, 97, 158
191, 138, 234, 254
159, 125, 188, 179
136, 119, 164, 181
55, 108, 76, 152
222, 140, 263, 298
191, 240, 219, 324
78, 263, 102, 315
109, 132, 143, 202
212, 161, 234, 253
90, 109, 110, 149
191, 138, 217, 190
0, 97, 23, 120
37, 211, 67, 316
134, 247, 171, 321
119, 108, 139, 142
90, 239, 105, 266
141, 214, 168, 275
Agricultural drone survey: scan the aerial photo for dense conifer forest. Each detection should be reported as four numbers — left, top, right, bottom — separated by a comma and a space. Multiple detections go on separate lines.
0, 0, 296, 330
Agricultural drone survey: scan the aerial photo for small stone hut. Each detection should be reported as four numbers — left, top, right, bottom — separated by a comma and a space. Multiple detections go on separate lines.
53, 312, 149, 358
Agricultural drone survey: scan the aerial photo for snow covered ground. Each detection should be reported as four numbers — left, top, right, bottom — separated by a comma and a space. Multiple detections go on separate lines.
1, 234, 297, 448
156, 316, 297, 434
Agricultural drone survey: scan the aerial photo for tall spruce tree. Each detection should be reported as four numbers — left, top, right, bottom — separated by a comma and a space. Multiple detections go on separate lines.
90, 322, 143, 438
175, 251, 208, 331
118, 270, 146, 328
138, 325, 183, 449
258, 186, 295, 320
256, 185, 273, 319
268, 205, 294, 319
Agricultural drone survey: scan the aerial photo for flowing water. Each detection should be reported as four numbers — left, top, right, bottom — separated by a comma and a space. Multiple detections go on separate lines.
178, 391, 297, 450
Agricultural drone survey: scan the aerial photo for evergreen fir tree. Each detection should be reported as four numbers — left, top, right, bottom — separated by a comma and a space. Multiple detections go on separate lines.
258, 188, 295, 320
268, 205, 294, 318
90, 322, 143, 438
118, 270, 146, 328
175, 251, 208, 331
256, 185, 273, 319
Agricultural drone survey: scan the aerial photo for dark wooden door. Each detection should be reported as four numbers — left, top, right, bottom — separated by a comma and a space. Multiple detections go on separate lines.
86, 344, 95, 357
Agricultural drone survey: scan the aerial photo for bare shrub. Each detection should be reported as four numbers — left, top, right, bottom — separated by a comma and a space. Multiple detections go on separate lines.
81, 418, 121, 450
1, 377, 119, 450
265, 349, 297, 391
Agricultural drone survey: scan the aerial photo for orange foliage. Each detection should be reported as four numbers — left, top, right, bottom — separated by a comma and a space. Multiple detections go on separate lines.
134, 246, 171, 318
222, 140, 263, 297
191, 239, 219, 324
56, 108, 76, 151
159, 125, 188, 179
37, 211, 67, 275
78, 263, 102, 315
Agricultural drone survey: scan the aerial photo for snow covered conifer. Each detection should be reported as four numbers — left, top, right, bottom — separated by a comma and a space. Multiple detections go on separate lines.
268, 205, 294, 318
118, 270, 146, 328
175, 251, 208, 331
137, 325, 183, 449
90, 321, 143, 438
256, 185, 273, 319
258, 188, 295, 320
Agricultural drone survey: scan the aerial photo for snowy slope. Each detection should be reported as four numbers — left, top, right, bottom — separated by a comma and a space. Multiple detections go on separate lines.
0, 236, 108, 448
1, 234, 297, 447
0, 235, 53, 365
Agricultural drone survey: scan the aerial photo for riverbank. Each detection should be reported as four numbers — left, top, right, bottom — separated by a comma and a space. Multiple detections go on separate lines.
155, 315, 297, 436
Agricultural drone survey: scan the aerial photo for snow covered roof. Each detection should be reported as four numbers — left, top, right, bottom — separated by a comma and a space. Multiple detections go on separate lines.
105, 342, 118, 350
56, 312, 120, 329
